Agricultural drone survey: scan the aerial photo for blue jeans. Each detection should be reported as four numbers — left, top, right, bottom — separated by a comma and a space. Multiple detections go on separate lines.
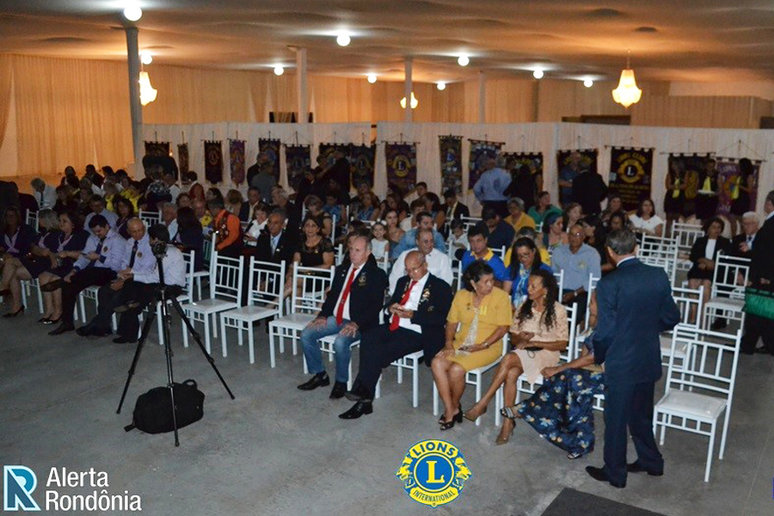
300, 316, 360, 383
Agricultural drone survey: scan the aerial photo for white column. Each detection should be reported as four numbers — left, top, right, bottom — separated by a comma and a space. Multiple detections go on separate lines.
478, 70, 486, 124
404, 57, 413, 123
124, 26, 143, 176
296, 47, 308, 124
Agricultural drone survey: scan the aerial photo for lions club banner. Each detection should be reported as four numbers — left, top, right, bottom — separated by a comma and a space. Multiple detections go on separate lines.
349, 144, 376, 188
204, 140, 223, 184
258, 138, 281, 182
229, 139, 246, 185
439, 135, 463, 194
608, 147, 654, 211
144, 141, 170, 157
385, 143, 417, 193
284, 144, 311, 192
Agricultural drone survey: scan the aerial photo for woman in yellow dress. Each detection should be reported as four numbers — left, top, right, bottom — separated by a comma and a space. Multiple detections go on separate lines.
431, 260, 511, 430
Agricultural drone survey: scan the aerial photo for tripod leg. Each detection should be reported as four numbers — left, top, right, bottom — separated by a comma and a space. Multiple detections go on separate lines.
169, 295, 235, 400
157, 296, 180, 447
117, 309, 157, 414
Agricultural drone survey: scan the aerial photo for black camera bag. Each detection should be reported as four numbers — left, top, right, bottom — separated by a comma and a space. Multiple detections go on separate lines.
125, 379, 205, 434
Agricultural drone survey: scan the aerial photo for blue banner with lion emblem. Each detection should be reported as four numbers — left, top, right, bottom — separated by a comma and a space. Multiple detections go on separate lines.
385, 143, 417, 194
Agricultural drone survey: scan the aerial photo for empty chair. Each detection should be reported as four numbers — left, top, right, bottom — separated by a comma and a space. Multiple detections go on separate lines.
660, 285, 704, 366
179, 252, 245, 354
637, 235, 678, 286
672, 221, 704, 272
138, 209, 161, 228
268, 266, 334, 368
219, 259, 285, 364
702, 253, 750, 330
654, 326, 743, 482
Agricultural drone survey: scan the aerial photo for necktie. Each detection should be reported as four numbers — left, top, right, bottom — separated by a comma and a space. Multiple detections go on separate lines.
88, 238, 105, 267
747, 236, 753, 249
335, 266, 359, 325
128, 240, 139, 268
390, 280, 417, 331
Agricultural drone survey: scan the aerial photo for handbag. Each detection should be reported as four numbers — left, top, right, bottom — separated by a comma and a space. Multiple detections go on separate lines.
124, 379, 205, 434
744, 287, 774, 321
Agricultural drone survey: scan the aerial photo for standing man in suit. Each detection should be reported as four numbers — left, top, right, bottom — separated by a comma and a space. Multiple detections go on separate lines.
297, 234, 388, 399
586, 229, 680, 488
340, 251, 453, 418
728, 211, 758, 260
742, 191, 774, 354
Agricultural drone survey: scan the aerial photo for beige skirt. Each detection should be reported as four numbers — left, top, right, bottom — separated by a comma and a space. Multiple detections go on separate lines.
512, 349, 560, 384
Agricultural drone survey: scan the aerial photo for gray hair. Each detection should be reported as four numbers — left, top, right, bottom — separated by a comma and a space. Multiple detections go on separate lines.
38, 209, 59, 231
742, 211, 759, 223
606, 229, 638, 255
161, 202, 178, 213
507, 197, 525, 211
30, 178, 45, 190
516, 226, 538, 241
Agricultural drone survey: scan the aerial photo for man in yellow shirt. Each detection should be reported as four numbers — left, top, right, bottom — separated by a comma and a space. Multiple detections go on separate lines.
504, 197, 536, 233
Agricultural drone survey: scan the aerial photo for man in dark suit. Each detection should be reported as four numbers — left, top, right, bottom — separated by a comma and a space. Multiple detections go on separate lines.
254, 209, 297, 271
742, 191, 774, 354
728, 211, 758, 260
441, 189, 470, 221
587, 229, 680, 488
297, 234, 388, 398
572, 167, 608, 217
339, 250, 453, 419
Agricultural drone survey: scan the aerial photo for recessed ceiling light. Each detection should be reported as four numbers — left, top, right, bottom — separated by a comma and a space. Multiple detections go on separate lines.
336, 33, 351, 47
366, 73, 377, 84
123, 5, 142, 22
583, 79, 594, 88
274, 65, 284, 76
140, 51, 153, 65
457, 55, 470, 67
436, 82, 446, 91
533, 69, 544, 79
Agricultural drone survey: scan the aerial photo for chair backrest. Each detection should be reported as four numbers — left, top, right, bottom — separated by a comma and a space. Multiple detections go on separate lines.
26, 210, 39, 231
180, 250, 196, 295
563, 302, 578, 362
584, 273, 600, 329
456, 261, 465, 291
671, 285, 704, 328
202, 235, 214, 267
553, 269, 564, 294
460, 216, 481, 233
334, 243, 344, 266
672, 221, 703, 257
247, 258, 285, 315
490, 245, 506, 259
292, 266, 334, 314
375, 252, 390, 273
664, 326, 742, 409
711, 253, 750, 300
210, 252, 244, 303
139, 209, 161, 227
637, 235, 678, 285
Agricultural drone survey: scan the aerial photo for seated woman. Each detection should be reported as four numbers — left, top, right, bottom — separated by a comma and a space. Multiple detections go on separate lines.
383, 208, 404, 255
355, 192, 380, 222
243, 203, 269, 248
303, 195, 333, 238
504, 292, 603, 459
225, 189, 244, 216
629, 198, 664, 237
431, 261, 511, 430
0, 206, 39, 316
284, 214, 334, 297
463, 269, 568, 444
36, 210, 90, 323
3, 210, 60, 318
113, 196, 135, 239
174, 207, 205, 271
542, 212, 568, 257
687, 216, 730, 326
504, 237, 553, 307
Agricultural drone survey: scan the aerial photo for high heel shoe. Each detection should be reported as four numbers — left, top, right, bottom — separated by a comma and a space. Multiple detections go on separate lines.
42, 315, 61, 325
439, 404, 463, 430
2, 305, 24, 318
495, 417, 515, 445
463, 404, 487, 422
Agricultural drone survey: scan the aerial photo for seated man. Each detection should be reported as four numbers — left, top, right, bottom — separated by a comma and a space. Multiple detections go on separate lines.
161, 202, 178, 241
209, 197, 242, 257
460, 222, 509, 287
551, 223, 602, 321
239, 186, 262, 222
390, 227, 453, 293
391, 211, 447, 259
75, 218, 157, 337
254, 208, 297, 270
49, 215, 126, 335
83, 194, 118, 234
340, 250, 453, 418
482, 206, 516, 250
441, 188, 470, 221
297, 234, 387, 399
112, 224, 187, 344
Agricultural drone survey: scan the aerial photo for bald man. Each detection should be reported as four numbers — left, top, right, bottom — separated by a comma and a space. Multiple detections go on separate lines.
340, 250, 453, 419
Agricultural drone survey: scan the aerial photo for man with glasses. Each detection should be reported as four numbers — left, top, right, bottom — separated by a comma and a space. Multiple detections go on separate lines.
551, 223, 601, 321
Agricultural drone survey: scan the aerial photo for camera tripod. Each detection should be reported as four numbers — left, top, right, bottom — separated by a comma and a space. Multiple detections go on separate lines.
116, 249, 235, 446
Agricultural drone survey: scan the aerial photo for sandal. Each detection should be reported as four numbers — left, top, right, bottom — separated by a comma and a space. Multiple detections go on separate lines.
463, 404, 487, 422
495, 417, 515, 445
567, 451, 584, 460
439, 406, 463, 430
499, 405, 522, 420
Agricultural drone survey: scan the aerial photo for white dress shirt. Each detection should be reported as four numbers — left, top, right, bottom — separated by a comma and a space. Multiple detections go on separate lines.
133, 245, 187, 287
395, 271, 429, 334
333, 263, 363, 322
704, 238, 717, 260
36, 185, 57, 210
389, 248, 453, 294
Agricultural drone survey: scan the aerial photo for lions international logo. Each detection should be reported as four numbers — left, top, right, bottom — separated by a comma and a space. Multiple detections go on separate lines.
395, 439, 471, 507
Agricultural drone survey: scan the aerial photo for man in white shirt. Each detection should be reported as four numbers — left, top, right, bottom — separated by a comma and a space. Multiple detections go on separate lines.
163, 171, 181, 202
339, 250, 453, 419
390, 227, 453, 293
161, 202, 179, 241
83, 195, 118, 234
30, 178, 57, 210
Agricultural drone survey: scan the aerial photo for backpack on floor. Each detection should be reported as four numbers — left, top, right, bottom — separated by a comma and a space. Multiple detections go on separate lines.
124, 379, 205, 434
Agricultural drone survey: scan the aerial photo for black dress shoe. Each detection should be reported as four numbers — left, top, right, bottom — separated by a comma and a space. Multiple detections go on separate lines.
113, 336, 136, 344
90, 328, 113, 338
585, 466, 626, 488
49, 323, 75, 336
344, 384, 372, 402
297, 372, 330, 391
2, 305, 24, 318
338, 401, 373, 419
710, 318, 727, 331
627, 462, 663, 476
76, 325, 93, 336
329, 381, 347, 399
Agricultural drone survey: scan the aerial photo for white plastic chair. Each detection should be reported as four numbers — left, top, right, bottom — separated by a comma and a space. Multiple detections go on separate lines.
192, 237, 214, 301
460, 216, 482, 233
374, 350, 426, 408
268, 266, 334, 368
672, 222, 703, 272
219, 259, 285, 364
553, 269, 564, 295
584, 274, 600, 330
702, 253, 750, 330
19, 278, 44, 314
432, 337, 508, 426
25, 210, 39, 231
139, 209, 161, 228
179, 252, 244, 354
313, 334, 361, 390
654, 326, 742, 482
660, 285, 704, 366
637, 234, 678, 286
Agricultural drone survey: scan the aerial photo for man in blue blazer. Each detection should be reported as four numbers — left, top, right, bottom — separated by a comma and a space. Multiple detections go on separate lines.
586, 229, 680, 488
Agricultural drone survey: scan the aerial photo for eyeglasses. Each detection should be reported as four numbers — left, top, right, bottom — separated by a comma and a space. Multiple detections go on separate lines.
569, 232, 584, 237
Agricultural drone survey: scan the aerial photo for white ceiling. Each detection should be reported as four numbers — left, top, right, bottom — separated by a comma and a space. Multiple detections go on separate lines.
3, 1, 774, 83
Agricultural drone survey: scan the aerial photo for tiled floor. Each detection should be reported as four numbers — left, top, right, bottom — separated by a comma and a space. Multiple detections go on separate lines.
1, 310, 772, 515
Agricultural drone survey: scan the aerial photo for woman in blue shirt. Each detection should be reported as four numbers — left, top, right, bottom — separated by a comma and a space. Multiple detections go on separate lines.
504, 237, 552, 307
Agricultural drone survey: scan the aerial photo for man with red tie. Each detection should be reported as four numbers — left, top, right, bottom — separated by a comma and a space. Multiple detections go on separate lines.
338, 250, 453, 419
297, 234, 388, 399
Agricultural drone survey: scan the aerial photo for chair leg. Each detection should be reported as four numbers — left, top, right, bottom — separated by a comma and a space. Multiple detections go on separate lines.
248, 325, 255, 365
411, 362, 419, 408
220, 316, 228, 358
238, 321, 244, 348
79, 294, 86, 323
269, 325, 277, 368
397, 362, 403, 384
719, 410, 731, 460
212, 313, 218, 338
156, 305, 164, 345
36, 283, 44, 313
474, 376, 482, 426
704, 422, 716, 482
204, 316, 211, 355
495, 385, 503, 427
375, 376, 381, 399
181, 316, 189, 348
432, 382, 439, 416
